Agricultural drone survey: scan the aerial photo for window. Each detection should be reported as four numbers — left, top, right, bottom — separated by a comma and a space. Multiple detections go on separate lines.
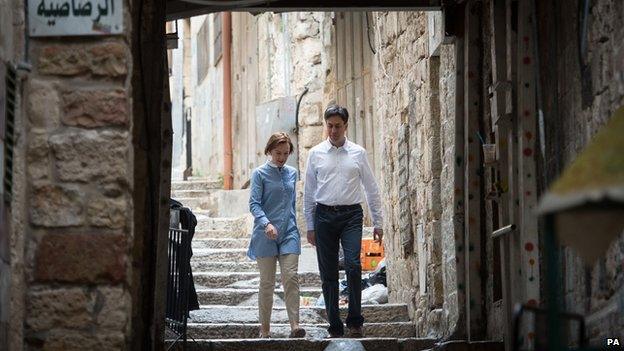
197, 17, 210, 84
197, 13, 223, 85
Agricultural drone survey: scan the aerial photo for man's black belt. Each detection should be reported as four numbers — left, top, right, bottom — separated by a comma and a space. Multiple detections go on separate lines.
316, 203, 361, 212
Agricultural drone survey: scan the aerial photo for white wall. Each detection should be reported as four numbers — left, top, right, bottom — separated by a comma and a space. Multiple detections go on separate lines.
191, 15, 224, 180
169, 20, 186, 180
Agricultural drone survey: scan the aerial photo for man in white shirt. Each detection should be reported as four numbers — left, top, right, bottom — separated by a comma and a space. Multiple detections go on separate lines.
304, 104, 383, 338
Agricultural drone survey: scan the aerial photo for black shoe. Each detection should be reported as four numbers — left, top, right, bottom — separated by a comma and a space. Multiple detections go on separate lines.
289, 328, 306, 338
347, 326, 364, 338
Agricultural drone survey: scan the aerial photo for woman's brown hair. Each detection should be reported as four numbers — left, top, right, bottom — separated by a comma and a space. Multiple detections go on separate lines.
264, 132, 294, 155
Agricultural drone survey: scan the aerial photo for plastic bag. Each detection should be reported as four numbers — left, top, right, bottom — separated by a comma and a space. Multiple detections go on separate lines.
368, 258, 387, 286
361, 284, 388, 305
315, 293, 325, 307
339, 277, 372, 297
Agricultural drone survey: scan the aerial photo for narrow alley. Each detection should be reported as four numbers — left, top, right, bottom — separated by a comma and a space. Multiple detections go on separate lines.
170, 177, 422, 348
1, 0, 623, 351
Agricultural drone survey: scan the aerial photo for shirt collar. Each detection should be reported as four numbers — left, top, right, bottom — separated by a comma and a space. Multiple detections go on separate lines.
323, 137, 350, 152
266, 161, 283, 170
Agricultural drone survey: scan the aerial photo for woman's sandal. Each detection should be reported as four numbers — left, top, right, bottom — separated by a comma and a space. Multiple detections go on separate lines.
289, 328, 306, 338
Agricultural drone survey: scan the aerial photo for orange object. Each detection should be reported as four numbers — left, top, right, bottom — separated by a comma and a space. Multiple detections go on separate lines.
360, 239, 384, 271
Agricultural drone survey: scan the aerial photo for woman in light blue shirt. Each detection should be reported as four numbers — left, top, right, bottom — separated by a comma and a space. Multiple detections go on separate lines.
248, 132, 305, 338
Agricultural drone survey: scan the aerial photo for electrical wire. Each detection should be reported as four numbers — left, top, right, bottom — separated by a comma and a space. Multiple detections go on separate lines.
365, 12, 376, 55
294, 87, 309, 177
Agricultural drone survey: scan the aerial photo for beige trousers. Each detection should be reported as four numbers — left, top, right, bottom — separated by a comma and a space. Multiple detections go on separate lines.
257, 254, 300, 329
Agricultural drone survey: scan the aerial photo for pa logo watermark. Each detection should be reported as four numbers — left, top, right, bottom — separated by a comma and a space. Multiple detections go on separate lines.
607, 338, 621, 347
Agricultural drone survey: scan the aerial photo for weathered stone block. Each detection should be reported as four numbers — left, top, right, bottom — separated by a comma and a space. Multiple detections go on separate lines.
88, 43, 128, 77
26, 288, 94, 331
300, 125, 324, 148
87, 196, 127, 229
61, 88, 128, 128
95, 287, 130, 331
301, 101, 323, 126
27, 132, 51, 181
26, 79, 60, 128
293, 17, 320, 41
34, 232, 127, 284
49, 130, 129, 183
30, 184, 84, 227
38, 42, 128, 77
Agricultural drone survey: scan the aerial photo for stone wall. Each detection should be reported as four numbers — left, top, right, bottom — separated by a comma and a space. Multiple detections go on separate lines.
169, 21, 186, 181
438, 41, 466, 339
185, 12, 329, 189
372, 12, 463, 338
537, 0, 624, 343
18, 16, 135, 351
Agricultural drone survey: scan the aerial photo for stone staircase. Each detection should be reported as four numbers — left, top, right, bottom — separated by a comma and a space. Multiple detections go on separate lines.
171, 179, 503, 351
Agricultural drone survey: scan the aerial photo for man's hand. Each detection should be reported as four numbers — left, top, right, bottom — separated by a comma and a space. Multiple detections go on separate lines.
307, 230, 316, 246
265, 223, 278, 240
373, 227, 384, 244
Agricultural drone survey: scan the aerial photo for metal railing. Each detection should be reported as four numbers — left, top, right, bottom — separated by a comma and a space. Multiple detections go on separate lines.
165, 226, 192, 351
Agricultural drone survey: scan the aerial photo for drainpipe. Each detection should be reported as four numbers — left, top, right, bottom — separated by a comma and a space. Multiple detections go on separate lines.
223, 12, 233, 190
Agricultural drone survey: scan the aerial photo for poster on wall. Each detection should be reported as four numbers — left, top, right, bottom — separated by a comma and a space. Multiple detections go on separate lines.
28, 0, 123, 36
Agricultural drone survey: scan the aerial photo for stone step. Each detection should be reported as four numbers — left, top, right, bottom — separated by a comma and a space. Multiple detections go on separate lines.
171, 189, 217, 199
192, 248, 249, 262
193, 271, 343, 289
173, 197, 215, 211
433, 341, 504, 351
186, 322, 416, 340
196, 287, 322, 306
171, 179, 222, 191
192, 238, 314, 250
192, 238, 249, 250
188, 304, 409, 324
193, 230, 248, 239
170, 338, 436, 351
192, 261, 258, 272
195, 216, 252, 234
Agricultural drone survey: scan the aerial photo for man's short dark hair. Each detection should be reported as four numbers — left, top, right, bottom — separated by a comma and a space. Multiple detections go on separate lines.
324, 104, 349, 124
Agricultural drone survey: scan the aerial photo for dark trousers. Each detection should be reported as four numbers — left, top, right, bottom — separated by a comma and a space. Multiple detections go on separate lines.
315, 203, 364, 336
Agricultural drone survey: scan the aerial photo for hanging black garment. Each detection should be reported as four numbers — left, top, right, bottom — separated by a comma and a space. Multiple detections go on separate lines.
170, 199, 200, 313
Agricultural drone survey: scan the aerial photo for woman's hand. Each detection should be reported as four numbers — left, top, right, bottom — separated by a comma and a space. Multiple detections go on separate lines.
264, 223, 278, 240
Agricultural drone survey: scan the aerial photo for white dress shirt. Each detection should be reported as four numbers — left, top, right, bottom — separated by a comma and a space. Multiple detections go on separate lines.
303, 138, 383, 231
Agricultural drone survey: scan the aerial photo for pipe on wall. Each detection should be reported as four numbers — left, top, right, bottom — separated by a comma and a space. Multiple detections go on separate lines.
222, 11, 233, 189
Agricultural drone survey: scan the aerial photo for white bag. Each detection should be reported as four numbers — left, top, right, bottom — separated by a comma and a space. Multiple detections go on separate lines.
361, 284, 388, 305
